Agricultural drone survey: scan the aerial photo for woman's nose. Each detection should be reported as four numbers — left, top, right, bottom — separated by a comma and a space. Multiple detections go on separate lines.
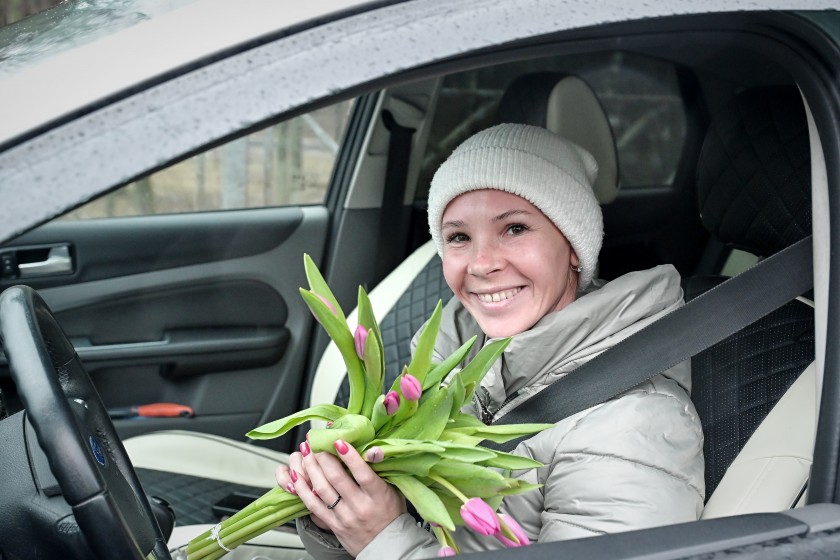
467, 241, 504, 276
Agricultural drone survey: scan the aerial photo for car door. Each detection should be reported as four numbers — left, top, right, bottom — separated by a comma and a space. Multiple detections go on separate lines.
0, 99, 364, 451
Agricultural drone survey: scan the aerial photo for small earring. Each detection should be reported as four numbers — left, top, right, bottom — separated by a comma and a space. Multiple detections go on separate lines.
572, 265, 582, 273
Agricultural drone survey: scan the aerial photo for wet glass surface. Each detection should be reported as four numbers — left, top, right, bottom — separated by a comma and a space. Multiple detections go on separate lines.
0, 0, 196, 79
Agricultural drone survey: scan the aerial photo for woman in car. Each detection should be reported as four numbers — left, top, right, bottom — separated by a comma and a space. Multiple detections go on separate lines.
276, 123, 705, 558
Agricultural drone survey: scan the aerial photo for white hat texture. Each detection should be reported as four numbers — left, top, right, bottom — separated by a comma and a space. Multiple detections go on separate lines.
428, 123, 603, 289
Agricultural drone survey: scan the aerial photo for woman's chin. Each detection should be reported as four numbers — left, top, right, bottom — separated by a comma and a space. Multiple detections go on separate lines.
476, 317, 530, 339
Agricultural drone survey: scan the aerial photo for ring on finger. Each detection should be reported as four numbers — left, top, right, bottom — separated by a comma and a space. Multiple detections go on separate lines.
326, 495, 342, 510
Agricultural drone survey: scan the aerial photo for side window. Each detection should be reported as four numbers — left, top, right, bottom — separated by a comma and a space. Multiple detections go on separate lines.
62, 101, 354, 220
416, 53, 686, 199
584, 54, 686, 188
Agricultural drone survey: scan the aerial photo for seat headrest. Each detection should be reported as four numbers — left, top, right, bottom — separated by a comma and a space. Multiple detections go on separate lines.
496, 72, 620, 204
696, 86, 811, 257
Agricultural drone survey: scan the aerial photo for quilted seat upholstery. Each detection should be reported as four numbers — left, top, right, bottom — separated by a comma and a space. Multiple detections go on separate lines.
688, 85, 815, 509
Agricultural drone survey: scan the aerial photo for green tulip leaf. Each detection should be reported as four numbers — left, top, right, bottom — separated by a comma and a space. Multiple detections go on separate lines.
387, 475, 455, 531
361, 439, 446, 457
479, 451, 544, 470
436, 442, 497, 463
406, 300, 443, 388
370, 395, 390, 432
439, 430, 483, 446
497, 516, 521, 544
430, 459, 507, 484
372, 453, 441, 477
497, 481, 543, 496
362, 328, 384, 417
424, 336, 476, 390
455, 337, 511, 402
437, 493, 466, 527
436, 476, 509, 499
300, 288, 365, 414
308, 414, 375, 453
247, 404, 347, 440
387, 386, 453, 440
447, 423, 554, 443
447, 412, 486, 429
303, 254, 346, 323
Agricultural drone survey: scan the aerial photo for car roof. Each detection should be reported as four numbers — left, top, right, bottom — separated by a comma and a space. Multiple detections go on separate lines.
0, 0, 837, 244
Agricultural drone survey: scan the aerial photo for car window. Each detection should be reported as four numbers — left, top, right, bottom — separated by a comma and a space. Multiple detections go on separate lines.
61, 100, 353, 220
0, 0, 197, 78
416, 51, 686, 200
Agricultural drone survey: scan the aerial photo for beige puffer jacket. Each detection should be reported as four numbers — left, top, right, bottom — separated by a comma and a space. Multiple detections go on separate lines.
298, 264, 705, 559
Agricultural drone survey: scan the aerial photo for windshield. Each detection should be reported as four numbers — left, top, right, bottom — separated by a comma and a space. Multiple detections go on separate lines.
0, 0, 196, 79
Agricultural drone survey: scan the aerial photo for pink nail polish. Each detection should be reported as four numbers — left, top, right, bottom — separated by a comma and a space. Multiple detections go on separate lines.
334, 439, 349, 455
290, 469, 298, 483
286, 483, 296, 494
300, 442, 311, 456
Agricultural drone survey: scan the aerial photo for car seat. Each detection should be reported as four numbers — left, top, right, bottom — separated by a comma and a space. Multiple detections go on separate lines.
123, 72, 621, 550
686, 86, 815, 518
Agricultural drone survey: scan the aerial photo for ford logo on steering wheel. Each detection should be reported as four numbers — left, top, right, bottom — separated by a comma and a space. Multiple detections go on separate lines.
89, 435, 107, 467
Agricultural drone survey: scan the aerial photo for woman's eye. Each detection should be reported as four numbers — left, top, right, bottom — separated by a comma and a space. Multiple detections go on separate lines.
446, 232, 469, 244
506, 224, 528, 235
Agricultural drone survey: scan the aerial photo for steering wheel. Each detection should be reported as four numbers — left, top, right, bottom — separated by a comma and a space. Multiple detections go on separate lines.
0, 285, 171, 559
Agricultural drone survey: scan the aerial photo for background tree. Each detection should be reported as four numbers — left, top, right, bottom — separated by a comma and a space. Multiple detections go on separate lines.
0, 0, 62, 27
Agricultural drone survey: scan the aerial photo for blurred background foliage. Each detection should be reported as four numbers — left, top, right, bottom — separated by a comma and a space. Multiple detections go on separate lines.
0, 0, 61, 26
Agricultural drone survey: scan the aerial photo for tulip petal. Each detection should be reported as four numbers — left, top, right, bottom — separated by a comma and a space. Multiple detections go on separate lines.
460, 498, 500, 536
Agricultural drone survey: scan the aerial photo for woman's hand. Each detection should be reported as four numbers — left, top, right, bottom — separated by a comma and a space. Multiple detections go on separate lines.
275, 440, 406, 555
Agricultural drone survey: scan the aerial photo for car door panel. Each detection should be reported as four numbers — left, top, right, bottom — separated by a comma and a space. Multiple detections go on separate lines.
0, 205, 328, 448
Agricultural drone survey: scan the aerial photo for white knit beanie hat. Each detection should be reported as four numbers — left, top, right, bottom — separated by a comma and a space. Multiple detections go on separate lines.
428, 123, 603, 290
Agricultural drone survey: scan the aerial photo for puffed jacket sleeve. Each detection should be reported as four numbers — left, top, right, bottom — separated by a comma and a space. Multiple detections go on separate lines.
296, 517, 354, 560
298, 513, 442, 560
520, 373, 705, 540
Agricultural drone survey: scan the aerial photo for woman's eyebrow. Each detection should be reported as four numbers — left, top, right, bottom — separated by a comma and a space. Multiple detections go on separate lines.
441, 219, 465, 230
493, 209, 531, 222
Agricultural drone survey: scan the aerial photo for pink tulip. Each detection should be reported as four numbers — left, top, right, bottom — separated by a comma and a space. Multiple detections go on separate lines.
495, 514, 530, 548
460, 498, 499, 536
365, 446, 384, 463
437, 547, 456, 557
354, 325, 369, 359
309, 293, 336, 324
383, 391, 400, 415
400, 373, 422, 401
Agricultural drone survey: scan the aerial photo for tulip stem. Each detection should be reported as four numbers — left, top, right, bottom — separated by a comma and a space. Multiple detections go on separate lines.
429, 475, 469, 503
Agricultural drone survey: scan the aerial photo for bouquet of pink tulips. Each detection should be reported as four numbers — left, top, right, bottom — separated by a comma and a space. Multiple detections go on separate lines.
186, 255, 552, 559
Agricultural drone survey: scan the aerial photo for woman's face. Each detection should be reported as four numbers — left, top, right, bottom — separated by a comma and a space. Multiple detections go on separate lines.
441, 189, 579, 338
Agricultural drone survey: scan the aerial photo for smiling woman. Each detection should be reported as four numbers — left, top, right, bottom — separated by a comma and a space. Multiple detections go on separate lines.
276, 123, 705, 559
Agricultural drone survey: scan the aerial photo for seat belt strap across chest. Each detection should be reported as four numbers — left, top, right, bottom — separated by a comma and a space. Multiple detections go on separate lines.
488, 235, 814, 452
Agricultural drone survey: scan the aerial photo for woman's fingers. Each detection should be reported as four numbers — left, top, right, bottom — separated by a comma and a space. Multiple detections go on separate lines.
331, 439, 385, 491
275, 451, 311, 495
274, 463, 292, 491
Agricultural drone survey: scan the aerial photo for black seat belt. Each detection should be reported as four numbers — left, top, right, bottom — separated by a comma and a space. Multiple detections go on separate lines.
374, 110, 416, 284
488, 235, 814, 452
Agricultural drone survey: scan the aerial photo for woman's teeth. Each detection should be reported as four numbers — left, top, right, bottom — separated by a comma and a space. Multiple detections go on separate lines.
477, 287, 522, 303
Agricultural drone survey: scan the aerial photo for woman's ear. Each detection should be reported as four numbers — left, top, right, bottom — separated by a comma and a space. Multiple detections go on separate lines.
570, 250, 580, 269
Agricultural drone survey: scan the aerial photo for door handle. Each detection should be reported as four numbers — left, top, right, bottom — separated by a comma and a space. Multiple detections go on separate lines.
18, 245, 73, 277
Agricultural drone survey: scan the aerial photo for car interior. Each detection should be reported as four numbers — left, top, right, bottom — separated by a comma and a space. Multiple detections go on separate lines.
119, 73, 818, 554
0, 7, 836, 560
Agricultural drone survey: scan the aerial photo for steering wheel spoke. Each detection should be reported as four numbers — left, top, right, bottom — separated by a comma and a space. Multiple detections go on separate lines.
0, 285, 172, 560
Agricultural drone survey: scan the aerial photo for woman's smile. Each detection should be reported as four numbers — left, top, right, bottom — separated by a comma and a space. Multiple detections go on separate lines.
441, 189, 579, 338
474, 286, 524, 305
